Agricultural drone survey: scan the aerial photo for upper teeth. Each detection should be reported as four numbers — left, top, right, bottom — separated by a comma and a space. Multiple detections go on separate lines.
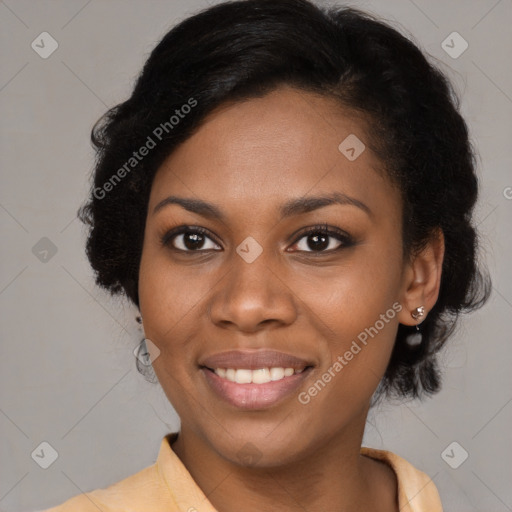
214, 367, 304, 384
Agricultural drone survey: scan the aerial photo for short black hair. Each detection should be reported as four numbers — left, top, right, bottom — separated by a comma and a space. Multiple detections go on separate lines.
78, 0, 491, 400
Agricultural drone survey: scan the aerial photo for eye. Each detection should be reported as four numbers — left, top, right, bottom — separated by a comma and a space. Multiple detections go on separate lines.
160, 223, 354, 255
289, 224, 354, 253
160, 226, 221, 252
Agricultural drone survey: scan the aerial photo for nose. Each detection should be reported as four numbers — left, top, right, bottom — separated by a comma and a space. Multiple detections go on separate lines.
208, 248, 297, 333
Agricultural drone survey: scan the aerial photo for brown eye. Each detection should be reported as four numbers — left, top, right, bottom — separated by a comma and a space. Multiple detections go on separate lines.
161, 226, 221, 252
289, 225, 354, 253
297, 232, 336, 251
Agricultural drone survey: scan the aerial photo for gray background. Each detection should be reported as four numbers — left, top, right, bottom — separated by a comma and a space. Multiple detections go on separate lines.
0, 0, 511, 511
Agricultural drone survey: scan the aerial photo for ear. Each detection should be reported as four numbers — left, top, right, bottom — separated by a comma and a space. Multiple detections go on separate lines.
397, 229, 445, 327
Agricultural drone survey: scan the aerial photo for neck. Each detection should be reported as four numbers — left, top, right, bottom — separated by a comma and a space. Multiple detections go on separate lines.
172, 408, 397, 512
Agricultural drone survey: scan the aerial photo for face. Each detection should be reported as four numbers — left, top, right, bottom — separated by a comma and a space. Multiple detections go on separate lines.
138, 86, 410, 467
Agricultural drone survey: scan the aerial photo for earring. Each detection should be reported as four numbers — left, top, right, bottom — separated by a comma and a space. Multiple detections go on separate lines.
411, 306, 425, 321
406, 306, 425, 347
136, 315, 143, 324
406, 325, 422, 347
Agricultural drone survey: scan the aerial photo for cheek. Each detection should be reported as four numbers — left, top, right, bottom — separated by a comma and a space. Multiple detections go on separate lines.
296, 282, 399, 433
139, 248, 208, 337
138, 251, 203, 412
299, 242, 402, 330
138, 256, 192, 397
299, 246, 402, 398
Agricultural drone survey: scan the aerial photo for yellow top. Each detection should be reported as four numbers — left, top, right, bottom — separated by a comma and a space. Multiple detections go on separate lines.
42, 433, 443, 511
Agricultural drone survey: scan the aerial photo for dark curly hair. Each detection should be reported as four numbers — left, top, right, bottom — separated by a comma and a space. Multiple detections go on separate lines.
78, 0, 491, 400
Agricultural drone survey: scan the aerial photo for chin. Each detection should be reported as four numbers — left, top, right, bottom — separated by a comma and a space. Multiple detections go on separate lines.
204, 424, 310, 469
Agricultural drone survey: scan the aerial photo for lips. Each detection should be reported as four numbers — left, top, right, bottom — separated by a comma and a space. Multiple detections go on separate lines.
200, 349, 312, 371
199, 349, 314, 410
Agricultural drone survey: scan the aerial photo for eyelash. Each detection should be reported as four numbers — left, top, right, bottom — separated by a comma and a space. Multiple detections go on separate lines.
159, 223, 355, 255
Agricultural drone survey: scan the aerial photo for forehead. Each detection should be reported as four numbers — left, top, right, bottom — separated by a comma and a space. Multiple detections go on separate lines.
149, 86, 397, 221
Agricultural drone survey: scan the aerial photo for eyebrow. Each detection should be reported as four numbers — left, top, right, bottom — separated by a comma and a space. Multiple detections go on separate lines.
152, 192, 372, 220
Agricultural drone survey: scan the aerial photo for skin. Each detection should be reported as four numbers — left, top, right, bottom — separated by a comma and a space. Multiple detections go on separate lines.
138, 85, 445, 512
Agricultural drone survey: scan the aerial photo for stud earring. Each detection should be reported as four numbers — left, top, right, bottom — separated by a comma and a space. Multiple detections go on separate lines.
411, 306, 425, 321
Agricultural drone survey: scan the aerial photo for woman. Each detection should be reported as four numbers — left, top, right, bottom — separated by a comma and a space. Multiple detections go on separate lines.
42, 0, 490, 510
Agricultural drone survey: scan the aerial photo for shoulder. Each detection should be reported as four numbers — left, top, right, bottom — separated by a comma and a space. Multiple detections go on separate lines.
39, 464, 174, 512
361, 446, 443, 512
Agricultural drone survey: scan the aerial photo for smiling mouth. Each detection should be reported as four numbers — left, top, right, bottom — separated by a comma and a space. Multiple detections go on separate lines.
204, 366, 310, 384
199, 349, 315, 408
200, 363, 314, 409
